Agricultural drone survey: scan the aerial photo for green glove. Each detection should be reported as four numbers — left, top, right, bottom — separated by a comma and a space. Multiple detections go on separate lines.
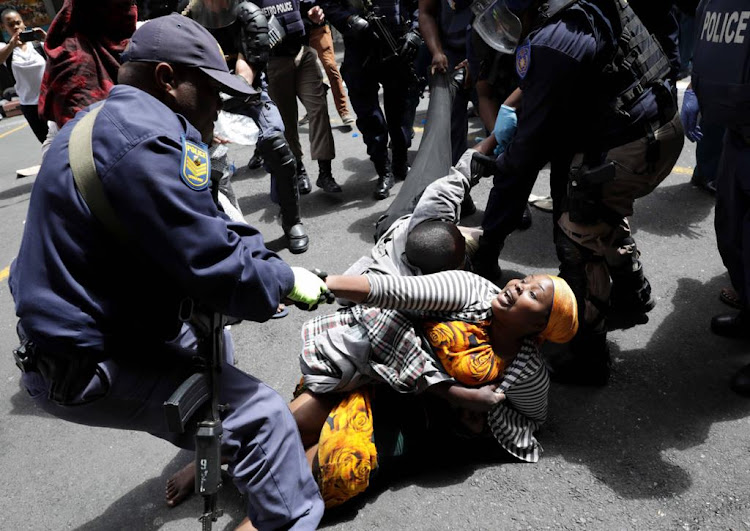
288, 267, 328, 310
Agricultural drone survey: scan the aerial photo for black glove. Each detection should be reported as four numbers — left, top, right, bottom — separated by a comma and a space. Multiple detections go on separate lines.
399, 28, 422, 61
311, 268, 336, 305
345, 15, 370, 39
470, 152, 497, 184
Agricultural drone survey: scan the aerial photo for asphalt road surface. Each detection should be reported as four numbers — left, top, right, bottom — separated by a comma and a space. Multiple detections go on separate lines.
1, 84, 749, 531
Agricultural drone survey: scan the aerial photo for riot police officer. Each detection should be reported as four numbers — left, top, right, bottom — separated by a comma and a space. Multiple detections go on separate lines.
690, 0, 750, 395
10, 15, 326, 529
182, 0, 311, 253
471, 0, 683, 384
319, 0, 421, 199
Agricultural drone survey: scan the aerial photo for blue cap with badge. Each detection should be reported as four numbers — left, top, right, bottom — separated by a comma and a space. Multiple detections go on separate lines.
121, 13, 257, 97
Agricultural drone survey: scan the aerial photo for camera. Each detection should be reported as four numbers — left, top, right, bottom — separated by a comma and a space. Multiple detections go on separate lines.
19, 29, 37, 43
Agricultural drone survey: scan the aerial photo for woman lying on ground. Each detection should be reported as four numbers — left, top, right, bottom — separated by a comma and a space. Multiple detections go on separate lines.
164, 269, 577, 510
291, 269, 578, 508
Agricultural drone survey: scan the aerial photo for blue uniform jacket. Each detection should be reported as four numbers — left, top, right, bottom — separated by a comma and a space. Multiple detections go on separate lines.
496, 0, 662, 182
10, 85, 294, 354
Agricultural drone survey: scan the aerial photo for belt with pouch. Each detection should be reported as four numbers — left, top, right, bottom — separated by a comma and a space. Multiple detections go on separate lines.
14, 339, 105, 405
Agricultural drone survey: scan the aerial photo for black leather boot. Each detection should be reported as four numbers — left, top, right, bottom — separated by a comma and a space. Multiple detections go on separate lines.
259, 134, 310, 254
296, 159, 312, 195
316, 160, 342, 193
392, 152, 409, 181
711, 311, 750, 338
373, 158, 394, 200
247, 146, 264, 170
609, 258, 655, 319
518, 204, 532, 230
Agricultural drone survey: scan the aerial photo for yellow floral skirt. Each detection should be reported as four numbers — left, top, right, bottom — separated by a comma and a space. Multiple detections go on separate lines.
314, 388, 378, 508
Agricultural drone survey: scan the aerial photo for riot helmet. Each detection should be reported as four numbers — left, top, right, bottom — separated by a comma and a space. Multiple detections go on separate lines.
188, 0, 239, 28
471, 0, 578, 53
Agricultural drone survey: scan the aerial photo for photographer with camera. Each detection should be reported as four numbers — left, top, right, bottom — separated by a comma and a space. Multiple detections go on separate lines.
0, 8, 47, 142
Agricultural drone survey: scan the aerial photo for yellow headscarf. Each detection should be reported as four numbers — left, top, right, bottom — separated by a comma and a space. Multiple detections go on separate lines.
539, 275, 579, 343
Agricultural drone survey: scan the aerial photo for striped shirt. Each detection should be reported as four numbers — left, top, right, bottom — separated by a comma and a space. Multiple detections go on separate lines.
301, 270, 550, 463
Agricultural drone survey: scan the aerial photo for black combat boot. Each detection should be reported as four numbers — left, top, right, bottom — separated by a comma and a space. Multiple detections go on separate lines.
373, 158, 395, 200
316, 160, 342, 193
260, 135, 310, 253
247, 146, 264, 170
392, 151, 409, 181
278, 184, 309, 254
472, 235, 503, 279
518, 204, 532, 230
296, 158, 312, 195
609, 258, 655, 327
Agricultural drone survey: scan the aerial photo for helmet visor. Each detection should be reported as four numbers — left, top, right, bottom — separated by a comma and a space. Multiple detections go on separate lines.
471, 0, 523, 54
190, 0, 238, 28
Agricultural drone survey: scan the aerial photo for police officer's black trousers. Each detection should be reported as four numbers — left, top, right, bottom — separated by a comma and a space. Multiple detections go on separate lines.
715, 129, 750, 309
341, 39, 414, 166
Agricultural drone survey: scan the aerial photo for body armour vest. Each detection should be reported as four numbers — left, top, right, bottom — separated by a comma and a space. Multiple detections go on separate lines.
692, 0, 750, 133
257, 0, 305, 36
596, 0, 673, 123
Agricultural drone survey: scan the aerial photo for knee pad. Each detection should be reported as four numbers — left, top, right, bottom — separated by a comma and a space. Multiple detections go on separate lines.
236, 1, 271, 72
258, 133, 295, 181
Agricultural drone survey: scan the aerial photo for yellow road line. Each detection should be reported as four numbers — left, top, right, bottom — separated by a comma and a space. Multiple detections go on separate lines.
672, 166, 693, 175
0, 123, 28, 139
0, 266, 9, 282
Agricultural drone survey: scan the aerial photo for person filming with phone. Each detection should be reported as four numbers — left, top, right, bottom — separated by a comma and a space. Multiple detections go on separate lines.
1, 8, 48, 142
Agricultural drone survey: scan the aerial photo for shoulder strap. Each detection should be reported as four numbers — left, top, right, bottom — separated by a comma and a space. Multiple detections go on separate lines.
69, 106, 130, 241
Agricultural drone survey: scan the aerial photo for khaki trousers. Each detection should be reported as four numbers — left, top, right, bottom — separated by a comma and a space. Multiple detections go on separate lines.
267, 46, 336, 161
558, 111, 685, 324
308, 25, 349, 118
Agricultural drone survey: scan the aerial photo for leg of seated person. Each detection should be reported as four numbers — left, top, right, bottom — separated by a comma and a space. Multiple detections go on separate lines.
289, 390, 340, 448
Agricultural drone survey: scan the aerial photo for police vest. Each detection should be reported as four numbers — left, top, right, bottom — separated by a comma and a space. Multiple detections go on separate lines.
257, 0, 304, 36
536, 0, 673, 125
439, 0, 473, 53
598, 0, 673, 123
692, 0, 750, 132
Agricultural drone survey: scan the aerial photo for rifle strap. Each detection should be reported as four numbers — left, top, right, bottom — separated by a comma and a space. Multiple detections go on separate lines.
69, 105, 130, 242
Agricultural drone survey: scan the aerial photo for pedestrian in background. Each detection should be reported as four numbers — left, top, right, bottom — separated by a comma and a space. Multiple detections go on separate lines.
0, 8, 48, 142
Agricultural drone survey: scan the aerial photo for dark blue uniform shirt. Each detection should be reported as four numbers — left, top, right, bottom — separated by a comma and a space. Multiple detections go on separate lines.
496, 0, 661, 183
10, 85, 294, 354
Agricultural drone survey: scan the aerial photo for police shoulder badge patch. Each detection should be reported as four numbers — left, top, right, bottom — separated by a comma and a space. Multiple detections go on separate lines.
180, 137, 211, 191
516, 41, 531, 79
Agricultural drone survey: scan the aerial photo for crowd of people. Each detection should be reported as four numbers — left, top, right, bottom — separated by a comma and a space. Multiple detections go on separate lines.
4, 0, 748, 529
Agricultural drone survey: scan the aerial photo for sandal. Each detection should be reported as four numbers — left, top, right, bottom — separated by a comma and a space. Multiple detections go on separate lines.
719, 287, 743, 310
271, 305, 290, 319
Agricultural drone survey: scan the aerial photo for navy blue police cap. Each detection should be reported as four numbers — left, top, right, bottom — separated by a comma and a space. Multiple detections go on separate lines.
121, 14, 257, 97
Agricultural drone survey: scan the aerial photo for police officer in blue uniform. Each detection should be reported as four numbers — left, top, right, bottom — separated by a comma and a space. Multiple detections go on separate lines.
420, 0, 473, 165
691, 0, 750, 395
9, 15, 326, 529
629, 0, 682, 84
181, 0, 311, 254
471, 0, 682, 384
319, 0, 420, 199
